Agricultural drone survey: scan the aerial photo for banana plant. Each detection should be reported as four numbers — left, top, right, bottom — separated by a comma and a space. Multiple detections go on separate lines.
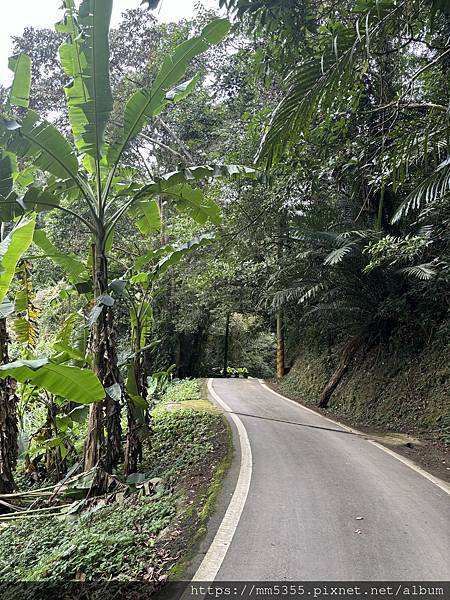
112, 232, 216, 474
0, 55, 39, 493
0, 50, 108, 493
0, 1, 261, 474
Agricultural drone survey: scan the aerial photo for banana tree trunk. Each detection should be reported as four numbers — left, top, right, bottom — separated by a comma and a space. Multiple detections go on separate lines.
0, 318, 19, 494
84, 246, 122, 472
124, 351, 150, 476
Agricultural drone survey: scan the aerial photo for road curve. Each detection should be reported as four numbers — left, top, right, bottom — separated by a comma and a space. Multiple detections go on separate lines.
201, 378, 450, 581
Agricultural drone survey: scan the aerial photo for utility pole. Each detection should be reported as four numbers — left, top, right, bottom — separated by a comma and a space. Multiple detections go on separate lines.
276, 210, 287, 379
276, 308, 285, 379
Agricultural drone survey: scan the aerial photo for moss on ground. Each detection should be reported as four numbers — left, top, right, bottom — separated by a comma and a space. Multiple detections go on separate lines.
166, 380, 233, 581
199, 417, 233, 522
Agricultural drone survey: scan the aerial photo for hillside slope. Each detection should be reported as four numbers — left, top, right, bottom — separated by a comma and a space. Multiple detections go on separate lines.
279, 335, 450, 445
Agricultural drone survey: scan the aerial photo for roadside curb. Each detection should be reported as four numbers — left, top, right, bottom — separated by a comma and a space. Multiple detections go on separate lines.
189, 379, 253, 581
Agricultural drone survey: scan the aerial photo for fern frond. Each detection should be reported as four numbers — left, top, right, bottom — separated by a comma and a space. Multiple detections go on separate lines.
324, 243, 356, 265
392, 157, 450, 222
272, 282, 325, 308
398, 264, 436, 280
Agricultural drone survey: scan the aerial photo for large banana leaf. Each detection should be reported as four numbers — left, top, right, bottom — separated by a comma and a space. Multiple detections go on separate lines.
165, 184, 222, 225
126, 363, 148, 415
126, 164, 261, 202
130, 199, 161, 234
0, 188, 60, 222
58, 0, 113, 160
0, 358, 104, 404
22, 187, 61, 212
110, 164, 262, 231
8, 54, 31, 108
132, 185, 220, 230
132, 232, 216, 275
52, 312, 87, 364
33, 229, 88, 284
0, 153, 13, 198
130, 300, 152, 351
109, 19, 230, 163
2, 111, 79, 180
153, 233, 216, 278
137, 165, 262, 225
138, 164, 261, 193
0, 214, 36, 305
0, 192, 21, 222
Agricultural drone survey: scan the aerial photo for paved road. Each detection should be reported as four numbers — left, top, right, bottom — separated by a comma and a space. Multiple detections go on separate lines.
207, 379, 450, 581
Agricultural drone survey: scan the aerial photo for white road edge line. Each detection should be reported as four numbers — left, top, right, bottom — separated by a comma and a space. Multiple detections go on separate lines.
190, 378, 253, 581
258, 380, 450, 495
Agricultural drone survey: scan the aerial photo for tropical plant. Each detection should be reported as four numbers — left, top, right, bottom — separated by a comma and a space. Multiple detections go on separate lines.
113, 232, 215, 473
0, 1, 261, 475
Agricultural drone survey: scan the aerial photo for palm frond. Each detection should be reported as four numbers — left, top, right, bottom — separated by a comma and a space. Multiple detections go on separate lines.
258, 29, 359, 165
324, 242, 356, 265
257, 0, 403, 164
392, 157, 450, 223
398, 264, 436, 280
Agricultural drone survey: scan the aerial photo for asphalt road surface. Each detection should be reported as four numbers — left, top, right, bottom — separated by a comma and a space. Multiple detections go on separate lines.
203, 378, 450, 581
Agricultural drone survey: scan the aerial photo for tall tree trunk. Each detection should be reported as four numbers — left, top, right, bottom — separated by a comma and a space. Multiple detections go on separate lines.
319, 334, 365, 408
276, 309, 285, 379
188, 325, 207, 376
0, 318, 19, 494
176, 333, 182, 378
84, 245, 122, 472
223, 312, 230, 377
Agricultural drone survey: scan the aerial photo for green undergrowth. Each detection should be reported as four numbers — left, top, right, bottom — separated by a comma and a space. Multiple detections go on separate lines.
168, 415, 233, 582
0, 379, 229, 583
159, 378, 203, 404
0, 493, 175, 582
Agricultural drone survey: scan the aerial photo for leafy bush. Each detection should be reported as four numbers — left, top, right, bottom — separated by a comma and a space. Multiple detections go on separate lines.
0, 380, 224, 582
144, 409, 222, 481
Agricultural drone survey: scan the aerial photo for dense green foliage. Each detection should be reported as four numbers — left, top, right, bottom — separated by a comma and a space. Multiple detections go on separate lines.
0, 0, 448, 584
0, 496, 175, 581
0, 379, 225, 582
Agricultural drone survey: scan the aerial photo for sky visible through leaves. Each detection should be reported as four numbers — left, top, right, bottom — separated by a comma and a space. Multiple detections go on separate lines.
0, 0, 218, 85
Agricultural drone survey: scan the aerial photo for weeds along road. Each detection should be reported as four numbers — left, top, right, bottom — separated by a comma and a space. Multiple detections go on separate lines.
194, 378, 450, 581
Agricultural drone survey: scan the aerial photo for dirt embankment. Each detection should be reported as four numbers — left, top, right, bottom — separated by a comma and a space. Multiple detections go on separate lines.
274, 337, 450, 482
